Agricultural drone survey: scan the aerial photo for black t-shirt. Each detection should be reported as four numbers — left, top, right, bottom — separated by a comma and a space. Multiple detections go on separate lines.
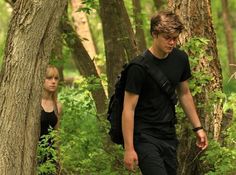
40, 109, 58, 137
125, 48, 191, 139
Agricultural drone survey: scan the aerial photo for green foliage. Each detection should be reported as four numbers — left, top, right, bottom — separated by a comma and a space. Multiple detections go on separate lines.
57, 77, 132, 174
0, 2, 11, 65
62, 45, 78, 75
37, 128, 58, 175
211, 0, 236, 93
175, 38, 214, 145
79, 0, 99, 14
202, 109, 236, 174
222, 93, 236, 146
175, 37, 236, 174
175, 37, 214, 124
0, 0, 234, 174
201, 92, 236, 174
201, 141, 236, 175
49, 53, 65, 68
182, 37, 226, 114
181, 38, 212, 96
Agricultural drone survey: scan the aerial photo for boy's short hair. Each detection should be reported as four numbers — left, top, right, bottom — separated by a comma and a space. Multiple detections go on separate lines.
150, 10, 184, 36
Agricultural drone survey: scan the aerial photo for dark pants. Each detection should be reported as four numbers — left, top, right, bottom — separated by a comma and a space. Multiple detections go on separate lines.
134, 134, 178, 175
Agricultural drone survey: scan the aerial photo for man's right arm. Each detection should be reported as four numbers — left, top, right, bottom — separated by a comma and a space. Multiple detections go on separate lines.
122, 91, 139, 171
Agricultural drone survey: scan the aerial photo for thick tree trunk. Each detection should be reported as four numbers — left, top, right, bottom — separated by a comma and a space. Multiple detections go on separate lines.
61, 17, 107, 116
0, 0, 67, 174
99, 0, 139, 97
221, 0, 236, 74
168, 1, 223, 174
132, 0, 147, 51
99, 0, 126, 97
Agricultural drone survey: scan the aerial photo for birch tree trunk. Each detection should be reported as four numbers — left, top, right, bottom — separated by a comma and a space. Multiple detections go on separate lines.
0, 0, 67, 174
168, 1, 223, 174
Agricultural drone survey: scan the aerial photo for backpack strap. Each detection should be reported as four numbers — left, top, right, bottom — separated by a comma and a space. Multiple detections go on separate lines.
142, 51, 177, 105
125, 52, 177, 105
128, 53, 177, 125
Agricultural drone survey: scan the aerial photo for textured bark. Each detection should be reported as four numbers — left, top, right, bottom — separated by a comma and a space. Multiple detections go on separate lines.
132, 0, 147, 51
221, 0, 236, 74
62, 17, 107, 115
115, 0, 139, 60
52, 25, 64, 82
0, 0, 67, 174
99, 0, 139, 97
168, 1, 223, 174
71, 0, 101, 74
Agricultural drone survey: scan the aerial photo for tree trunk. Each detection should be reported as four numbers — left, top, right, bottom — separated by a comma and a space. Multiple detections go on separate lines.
99, 0, 139, 97
116, 0, 140, 60
221, 0, 236, 74
132, 0, 147, 51
71, 0, 101, 75
61, 16, 107, 116
0, 0, 67, 174
52, 25, 64, 82
168, 1, 223, 174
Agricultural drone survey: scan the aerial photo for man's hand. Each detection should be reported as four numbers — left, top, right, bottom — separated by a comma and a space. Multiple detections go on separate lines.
124, 149, 139, 171
195, 129, 208, 150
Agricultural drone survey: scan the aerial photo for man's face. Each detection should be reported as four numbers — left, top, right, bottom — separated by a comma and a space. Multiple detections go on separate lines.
154, 32, 179, 54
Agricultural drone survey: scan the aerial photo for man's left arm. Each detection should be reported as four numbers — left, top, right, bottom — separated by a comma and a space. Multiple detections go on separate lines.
176, 80, 208, 150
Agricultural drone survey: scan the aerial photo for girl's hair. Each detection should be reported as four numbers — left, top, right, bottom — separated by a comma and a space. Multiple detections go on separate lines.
150, 10, 184, 36
45, 65, 59, 115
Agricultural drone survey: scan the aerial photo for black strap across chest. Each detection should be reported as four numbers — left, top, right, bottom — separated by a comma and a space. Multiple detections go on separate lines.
128, 51, 177, 106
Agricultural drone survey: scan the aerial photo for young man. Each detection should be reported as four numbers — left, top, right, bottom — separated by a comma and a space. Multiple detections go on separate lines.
122, 10, 208, 175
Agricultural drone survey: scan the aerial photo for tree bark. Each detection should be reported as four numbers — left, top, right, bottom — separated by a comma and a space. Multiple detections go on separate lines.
132, 0, 147, 51
0, 0, 67, 174
71, 0, 101, 75
168, 1, 223, 174
221, 0, 236, 74
115, 0, 139, 60
99, 0, 139, 97
52, 25, 64, 82
61, 16, 107, 116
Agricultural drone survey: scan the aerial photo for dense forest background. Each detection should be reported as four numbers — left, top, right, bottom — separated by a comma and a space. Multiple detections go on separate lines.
0, 0, 236, 174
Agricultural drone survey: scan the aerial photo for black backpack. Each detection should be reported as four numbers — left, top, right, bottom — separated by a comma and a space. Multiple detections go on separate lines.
107, 53, 177, 145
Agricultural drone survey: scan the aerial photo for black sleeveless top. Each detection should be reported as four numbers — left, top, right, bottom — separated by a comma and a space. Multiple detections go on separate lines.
40, 109, 58, 137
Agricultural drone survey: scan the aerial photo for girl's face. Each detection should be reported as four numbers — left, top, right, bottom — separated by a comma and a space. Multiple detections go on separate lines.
44, 67, 59, 92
